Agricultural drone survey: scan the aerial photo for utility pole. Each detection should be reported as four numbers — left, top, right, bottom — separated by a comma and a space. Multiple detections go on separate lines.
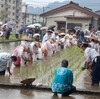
25, 4, 28, 25
43, 6, 45, 26
42, 6, 49, 26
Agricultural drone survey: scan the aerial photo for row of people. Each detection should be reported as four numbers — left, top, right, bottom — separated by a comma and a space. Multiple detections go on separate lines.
11, 31, 78, 67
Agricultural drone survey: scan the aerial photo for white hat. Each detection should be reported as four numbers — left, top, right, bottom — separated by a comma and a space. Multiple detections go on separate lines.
0, 31, 3, 37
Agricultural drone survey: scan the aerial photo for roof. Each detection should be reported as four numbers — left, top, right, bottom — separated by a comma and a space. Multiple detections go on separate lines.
95, 10, 100, 15
41, 1, 100, 18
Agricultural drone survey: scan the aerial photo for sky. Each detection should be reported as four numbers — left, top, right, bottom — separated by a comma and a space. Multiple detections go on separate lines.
22, 0, 69, 7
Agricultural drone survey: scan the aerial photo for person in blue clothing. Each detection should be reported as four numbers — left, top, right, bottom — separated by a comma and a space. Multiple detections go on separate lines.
51, 59, 76, 96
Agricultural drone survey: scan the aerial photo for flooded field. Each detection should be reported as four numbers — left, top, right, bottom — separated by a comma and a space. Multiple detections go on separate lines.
0, 42, 100, 98
0, 42, 84, 86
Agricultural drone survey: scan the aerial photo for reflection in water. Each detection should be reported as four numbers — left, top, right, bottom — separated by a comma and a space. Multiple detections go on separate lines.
51, 95, 75, 99
20, 89, 34, 96
0, 42, 20, 53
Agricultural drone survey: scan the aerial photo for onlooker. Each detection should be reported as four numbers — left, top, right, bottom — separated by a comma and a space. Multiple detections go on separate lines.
0, 52, 17, 75
5, 26, 12, 40
15, 25, 19, 40
42, 30, 53, 43
51, 59, 76, 96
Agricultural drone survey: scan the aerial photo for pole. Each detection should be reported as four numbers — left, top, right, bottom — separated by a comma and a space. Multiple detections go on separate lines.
25, 4, 27, 25
43, 7, 45, 26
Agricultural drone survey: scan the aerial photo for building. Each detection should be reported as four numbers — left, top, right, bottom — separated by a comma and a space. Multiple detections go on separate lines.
22, 12, 43, 25
0, 0, 22, 23
95, 10, 100, 15
41, 1, 100, 31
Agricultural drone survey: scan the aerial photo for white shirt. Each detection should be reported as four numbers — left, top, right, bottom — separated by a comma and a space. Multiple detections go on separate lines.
84, 47, 99, 62
12, 46, 24, 57
0, 52, 12, 71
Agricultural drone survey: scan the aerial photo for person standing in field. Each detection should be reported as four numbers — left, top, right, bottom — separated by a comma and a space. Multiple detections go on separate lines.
81, 43, 100, 86
0, 52, 17, 75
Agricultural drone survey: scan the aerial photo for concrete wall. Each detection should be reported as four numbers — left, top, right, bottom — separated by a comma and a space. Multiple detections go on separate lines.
46, 16, 91, 30
46, 16, 66, 27
67, 18, 91, 30
47, 9, 89, 18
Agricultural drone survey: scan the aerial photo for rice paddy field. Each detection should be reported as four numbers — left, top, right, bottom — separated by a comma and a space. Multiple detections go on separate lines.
6, 45, 84, 86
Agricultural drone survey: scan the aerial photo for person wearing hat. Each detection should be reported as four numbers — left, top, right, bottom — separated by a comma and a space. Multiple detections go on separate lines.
42, 29, 53, 43
20, 35, 31, 47
0, 52, 17, 75
58, 33, 66, 50
12, 45, 31, 66
41, 39, 54, 59
51, 59, 76, 96
29, 41, 40, 62
81, 43, 100, 86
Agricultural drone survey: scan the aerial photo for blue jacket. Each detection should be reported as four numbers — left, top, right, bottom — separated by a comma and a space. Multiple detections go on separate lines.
51, 66, 73, 93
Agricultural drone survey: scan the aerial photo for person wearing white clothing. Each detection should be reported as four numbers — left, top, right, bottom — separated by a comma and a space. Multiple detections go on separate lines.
29, 42, 40, 62
42, 30, 53, 43
81, 43, 100, 86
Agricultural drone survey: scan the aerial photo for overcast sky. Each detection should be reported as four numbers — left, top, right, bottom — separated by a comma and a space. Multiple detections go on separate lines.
22, 0, 69, 7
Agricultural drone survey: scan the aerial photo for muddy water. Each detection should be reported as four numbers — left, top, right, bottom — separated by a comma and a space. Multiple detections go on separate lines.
0, 42, 20, 53
0, 42, 63, 85
0, 88, 100, 99
0, 42, 100, 94
0, 42, 100, 99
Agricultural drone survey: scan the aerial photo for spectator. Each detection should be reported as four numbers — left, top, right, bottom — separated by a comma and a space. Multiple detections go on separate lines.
51, 59, 76, 96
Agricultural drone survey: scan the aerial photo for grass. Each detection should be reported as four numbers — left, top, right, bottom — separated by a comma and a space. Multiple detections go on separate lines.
0, 33, 35, 43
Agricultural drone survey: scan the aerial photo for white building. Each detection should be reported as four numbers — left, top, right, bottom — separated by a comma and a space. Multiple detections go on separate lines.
41, 1, 100, 31
22, 12, 43, 25
0, 0, 22, 23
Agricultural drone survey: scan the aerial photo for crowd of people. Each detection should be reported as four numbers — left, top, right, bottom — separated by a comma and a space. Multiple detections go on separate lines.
0, 23, 100, 96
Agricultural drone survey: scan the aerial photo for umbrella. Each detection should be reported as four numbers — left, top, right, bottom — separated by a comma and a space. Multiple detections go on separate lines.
40, 26, 48, 30
27, 24, 35, 28
33, 23, 42, 27
48, 25, 55, 31
7, 21, 15, 25
1, 23, 7, 28
74, 26, 81, 30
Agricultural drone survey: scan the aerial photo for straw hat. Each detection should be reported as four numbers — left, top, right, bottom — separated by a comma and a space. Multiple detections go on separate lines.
21, 78, 35, 85
35, 41, 40, 47
58, 33, 66, 36
21, 35, 31, 41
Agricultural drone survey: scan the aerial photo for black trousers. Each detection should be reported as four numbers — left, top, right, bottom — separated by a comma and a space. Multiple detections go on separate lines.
91, 56, 100, 84
62, 86, 76, 96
